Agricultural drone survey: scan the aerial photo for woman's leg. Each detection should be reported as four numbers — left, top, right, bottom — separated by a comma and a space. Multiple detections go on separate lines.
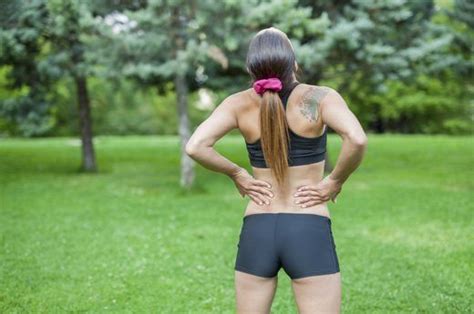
291, 272, 341, 313
276, 213, 341, 313
234, 214, 282, 313
235, 270, 278, 313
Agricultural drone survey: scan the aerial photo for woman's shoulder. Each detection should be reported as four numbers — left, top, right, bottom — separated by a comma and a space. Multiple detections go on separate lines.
235, 83, 342, 105
212, 89, 257, 122
297, 83, 346, 106
298, 83, 336, 94
224, 88, 255, 102
232, 87, 262, 109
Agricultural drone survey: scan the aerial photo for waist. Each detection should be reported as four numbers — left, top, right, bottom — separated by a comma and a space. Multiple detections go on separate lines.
244, 163, 329, 217
251, 161, 325, 184
244, 202, 330, 219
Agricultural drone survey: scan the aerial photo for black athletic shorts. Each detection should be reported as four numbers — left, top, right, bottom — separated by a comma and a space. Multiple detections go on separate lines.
235, 213, 340, 279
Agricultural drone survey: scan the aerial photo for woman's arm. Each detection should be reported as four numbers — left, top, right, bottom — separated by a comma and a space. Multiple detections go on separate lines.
185, 94, 241, 177
294, 87, 368, 207
321, 88, 368, 185
185, 94, 274, 205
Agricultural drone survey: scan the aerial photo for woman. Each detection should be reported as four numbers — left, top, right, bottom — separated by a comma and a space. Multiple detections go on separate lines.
185, 27, 367, 313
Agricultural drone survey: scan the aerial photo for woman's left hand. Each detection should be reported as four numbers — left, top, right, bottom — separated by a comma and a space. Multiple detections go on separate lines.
293, 174, 343, 208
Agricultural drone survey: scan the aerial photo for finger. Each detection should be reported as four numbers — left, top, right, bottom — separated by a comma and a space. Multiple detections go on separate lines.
301, 200, 325, 207
297, 185, 320, 192
294, 196, 315, 205
247, 191, 269, 206
297, 196, 325, 206
253, 180, 272, 189
308, 192, 330, 200
296, 185, 309, 191
249, 186, 274, 198
294, 190, 321, 197
315, 195, 330, 203
246, 191, 264, 205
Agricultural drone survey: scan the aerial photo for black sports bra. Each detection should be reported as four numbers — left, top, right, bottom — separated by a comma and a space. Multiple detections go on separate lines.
245, 81, 327, 168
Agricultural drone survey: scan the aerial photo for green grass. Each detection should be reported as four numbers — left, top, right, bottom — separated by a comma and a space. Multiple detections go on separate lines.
0, 134, 473, 313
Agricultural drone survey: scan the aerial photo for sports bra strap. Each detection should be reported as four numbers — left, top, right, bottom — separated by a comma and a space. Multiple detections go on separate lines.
279, 81, 300, 109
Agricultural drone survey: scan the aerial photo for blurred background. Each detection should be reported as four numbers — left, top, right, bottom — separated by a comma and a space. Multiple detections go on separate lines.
0, 0, 472, 312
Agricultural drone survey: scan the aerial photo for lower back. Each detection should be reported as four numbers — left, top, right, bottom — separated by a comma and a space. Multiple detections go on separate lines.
244, 162, 330, 215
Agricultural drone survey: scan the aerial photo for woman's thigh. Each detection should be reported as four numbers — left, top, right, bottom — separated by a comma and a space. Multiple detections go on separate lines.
291, 272, 341, 314
235, 270, 278, 314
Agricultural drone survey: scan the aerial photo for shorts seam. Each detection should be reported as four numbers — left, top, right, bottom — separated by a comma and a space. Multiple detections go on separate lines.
326, 221, 338, 269
274, 214, 279, 257
234, 264, 278, 278
290, 267, 340, 279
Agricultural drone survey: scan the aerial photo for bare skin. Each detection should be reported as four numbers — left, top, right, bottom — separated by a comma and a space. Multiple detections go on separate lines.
186, 82, 367, 313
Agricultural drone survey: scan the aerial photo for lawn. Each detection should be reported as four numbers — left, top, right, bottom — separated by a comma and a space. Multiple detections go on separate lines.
0, 134, 473, 313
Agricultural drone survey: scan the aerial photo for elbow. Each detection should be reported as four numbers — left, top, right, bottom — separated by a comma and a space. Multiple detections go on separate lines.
185, 139, 209, 157
185, 141, 198, 157
186, 137, 214, 157
350, 134, 368, 148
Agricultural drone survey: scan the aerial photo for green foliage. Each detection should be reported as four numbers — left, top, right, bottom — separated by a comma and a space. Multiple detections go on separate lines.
0, 0, 471, 136
0, 0, 99, 136
1, 95, 54, 136
339, 70, 472, 134
90, 79, 178, 135
44, 76, 211, 136
45, 0, 97, 78
292, 0, 473, 134
442, 0, 474, 77
0, 0, 54, 136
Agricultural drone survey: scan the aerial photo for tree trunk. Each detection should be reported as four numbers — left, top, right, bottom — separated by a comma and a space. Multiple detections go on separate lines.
75, 76, 97, 172
373, 104, 385, 133
171, 5, 195, 188
175, 73, 195, 188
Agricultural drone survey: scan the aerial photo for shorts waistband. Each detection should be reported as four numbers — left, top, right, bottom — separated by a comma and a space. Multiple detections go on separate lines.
243, 212, 331, 222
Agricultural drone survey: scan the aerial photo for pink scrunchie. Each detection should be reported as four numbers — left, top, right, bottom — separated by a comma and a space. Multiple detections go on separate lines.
253, 77, 283, 95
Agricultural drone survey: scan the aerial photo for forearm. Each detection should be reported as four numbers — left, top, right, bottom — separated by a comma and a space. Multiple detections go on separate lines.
329, 136, 368, 185
186, 145, 242, 178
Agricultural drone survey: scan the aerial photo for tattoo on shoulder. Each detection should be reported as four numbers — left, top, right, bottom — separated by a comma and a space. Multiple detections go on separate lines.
298, 86, 331, 122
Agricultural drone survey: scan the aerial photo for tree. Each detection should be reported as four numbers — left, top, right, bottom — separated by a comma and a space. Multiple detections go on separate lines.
46, 0, 97, 172
0, 0, 99, 172
100, 0, 455, 179
292, 0, 456, 134
98, 0, 341, 185
444, 0, 474, 77
96, 1, 238, 188
0, 0, 53, 137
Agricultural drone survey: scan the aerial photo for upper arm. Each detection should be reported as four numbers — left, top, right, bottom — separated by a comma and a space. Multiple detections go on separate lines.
186, 94, 239, 152
320, 88, 367, 144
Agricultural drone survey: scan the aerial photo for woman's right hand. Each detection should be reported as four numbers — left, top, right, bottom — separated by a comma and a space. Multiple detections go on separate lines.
229, 167, 274, 206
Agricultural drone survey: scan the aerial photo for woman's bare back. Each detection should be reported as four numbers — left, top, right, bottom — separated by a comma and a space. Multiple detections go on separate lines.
236, 83, 333, 218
